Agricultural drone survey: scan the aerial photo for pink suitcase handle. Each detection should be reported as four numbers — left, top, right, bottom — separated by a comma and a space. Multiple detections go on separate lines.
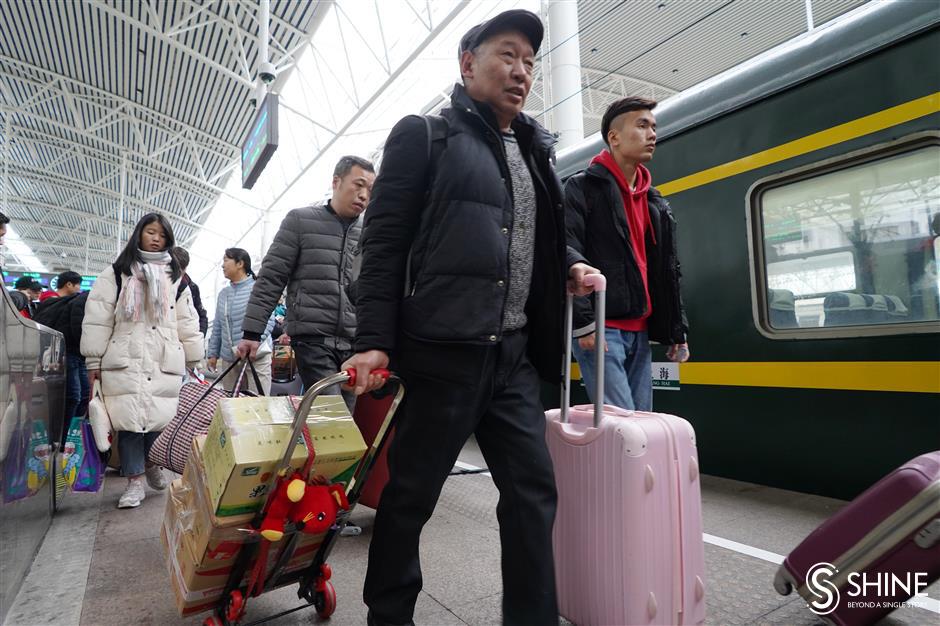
561, 272, 606, 427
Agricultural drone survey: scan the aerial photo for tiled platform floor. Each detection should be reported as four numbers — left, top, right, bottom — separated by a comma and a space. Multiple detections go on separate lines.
4, 437, 938, 626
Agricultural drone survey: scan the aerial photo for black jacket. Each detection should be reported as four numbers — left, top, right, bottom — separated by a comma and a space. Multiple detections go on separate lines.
9, 290, 31, 317
32, 291, 89, 355
180, 274, 209, 335
356, 83, 582, 382
565, 162, 688, 345
242, 203, 360, 344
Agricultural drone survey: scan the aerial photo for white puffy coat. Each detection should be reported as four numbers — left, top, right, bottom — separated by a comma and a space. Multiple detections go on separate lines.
81, 266, 203, 432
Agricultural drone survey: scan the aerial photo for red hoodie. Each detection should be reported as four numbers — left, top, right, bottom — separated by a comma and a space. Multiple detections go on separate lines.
591, 149, 653, 331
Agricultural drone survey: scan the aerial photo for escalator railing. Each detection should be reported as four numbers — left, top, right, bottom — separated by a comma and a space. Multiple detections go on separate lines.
0, 286, 64, 623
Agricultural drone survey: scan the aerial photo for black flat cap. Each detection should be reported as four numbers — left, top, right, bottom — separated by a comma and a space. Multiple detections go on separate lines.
459, 9, 543, 57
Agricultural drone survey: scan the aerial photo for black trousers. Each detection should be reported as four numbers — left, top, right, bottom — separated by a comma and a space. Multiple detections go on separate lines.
364, 330, 559, 625
292, 337, 355, 410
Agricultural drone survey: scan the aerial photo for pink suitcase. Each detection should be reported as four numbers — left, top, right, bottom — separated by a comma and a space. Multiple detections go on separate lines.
774, 451, 940, 625
546, 276, 706, 625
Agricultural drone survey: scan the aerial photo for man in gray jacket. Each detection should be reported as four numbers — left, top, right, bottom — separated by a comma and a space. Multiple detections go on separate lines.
238, 155, 375, 406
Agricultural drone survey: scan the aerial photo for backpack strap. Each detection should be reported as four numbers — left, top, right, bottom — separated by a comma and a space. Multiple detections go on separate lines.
112, 263, 122, 299
578, 170, 598, 217
403, 114, 448, 297
423, 114, 447, 186
176, 278, 188, 301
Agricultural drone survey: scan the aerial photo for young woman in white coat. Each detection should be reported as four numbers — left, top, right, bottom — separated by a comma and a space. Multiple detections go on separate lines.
82, 213, 203, 508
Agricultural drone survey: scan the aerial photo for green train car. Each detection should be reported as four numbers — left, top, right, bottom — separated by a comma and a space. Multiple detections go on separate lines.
553, 1, 939, 500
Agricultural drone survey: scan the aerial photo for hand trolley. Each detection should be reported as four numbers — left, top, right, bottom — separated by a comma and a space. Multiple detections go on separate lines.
202, 368, 403, 626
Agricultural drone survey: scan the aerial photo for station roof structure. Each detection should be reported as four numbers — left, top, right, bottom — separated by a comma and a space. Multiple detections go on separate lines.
0, 0, 867, 284
0, 0, 326, 274
560, 0, 868, 135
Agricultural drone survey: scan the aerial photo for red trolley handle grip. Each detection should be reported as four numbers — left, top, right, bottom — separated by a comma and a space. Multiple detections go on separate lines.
345, 368, 390, 387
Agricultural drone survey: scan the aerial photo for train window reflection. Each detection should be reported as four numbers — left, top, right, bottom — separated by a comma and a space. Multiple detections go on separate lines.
760, 145, 940, 330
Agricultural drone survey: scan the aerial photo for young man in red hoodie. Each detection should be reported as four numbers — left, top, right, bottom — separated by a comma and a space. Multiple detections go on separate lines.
565, 97, 690, 410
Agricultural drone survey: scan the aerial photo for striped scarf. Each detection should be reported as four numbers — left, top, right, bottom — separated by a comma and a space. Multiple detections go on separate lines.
118, 249, 172, 322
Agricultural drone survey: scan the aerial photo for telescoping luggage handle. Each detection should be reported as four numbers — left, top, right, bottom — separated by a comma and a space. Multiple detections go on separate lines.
561, 273, 606, 427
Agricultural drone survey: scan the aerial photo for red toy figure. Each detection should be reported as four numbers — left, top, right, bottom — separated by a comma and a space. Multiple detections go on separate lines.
289, 483, 349, 535
259, 472, 307, 542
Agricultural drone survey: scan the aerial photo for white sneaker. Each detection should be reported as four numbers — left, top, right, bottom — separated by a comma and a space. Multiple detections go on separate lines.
145, 465, 168, 491
118, 479, 146, 508
340, 523, 362, 537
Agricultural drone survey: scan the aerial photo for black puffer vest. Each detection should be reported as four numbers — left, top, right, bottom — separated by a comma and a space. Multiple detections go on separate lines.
243, 204, 360, 341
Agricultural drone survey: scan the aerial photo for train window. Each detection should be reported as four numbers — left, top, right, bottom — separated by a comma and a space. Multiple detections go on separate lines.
757, 144, 940, 333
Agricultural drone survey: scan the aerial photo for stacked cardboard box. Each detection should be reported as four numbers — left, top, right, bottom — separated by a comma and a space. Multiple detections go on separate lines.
203, 395, 362, 517
161, 395, 366, 617
162, 477, 231, 617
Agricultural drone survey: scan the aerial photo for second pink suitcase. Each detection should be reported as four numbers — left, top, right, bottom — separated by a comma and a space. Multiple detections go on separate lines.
546, 275, 706, 625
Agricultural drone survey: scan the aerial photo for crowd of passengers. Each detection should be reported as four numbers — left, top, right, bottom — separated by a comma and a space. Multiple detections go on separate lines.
0, 9, 689, 625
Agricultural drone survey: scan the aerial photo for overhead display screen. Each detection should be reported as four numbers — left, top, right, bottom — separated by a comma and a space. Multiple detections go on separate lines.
241, 93, 279, 190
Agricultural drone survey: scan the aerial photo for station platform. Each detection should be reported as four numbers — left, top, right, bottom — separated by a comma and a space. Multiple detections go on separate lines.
4, 437, 938, 626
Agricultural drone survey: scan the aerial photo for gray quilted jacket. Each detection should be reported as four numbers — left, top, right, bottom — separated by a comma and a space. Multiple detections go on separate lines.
241, 203, 361, 342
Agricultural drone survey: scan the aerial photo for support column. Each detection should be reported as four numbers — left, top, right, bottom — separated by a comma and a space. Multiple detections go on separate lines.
84, 221, 90, 274
260, 209, 274, 257
117, 153, 126, 254
804, 0, 815, 30
547, 0, 584, 150
1, 107, 8, 215
259, 0, 270, 69
1, 108, 7, 268
254, 0, 277, 250
254, 0, 270, 107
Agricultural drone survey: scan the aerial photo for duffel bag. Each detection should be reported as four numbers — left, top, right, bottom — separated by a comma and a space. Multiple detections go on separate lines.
148, 359, 264, 473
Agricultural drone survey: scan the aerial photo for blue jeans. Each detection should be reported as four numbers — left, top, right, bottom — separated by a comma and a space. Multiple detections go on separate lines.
118, 431, 160, 477
572, 328, 652, 411
65, 354, 90, 421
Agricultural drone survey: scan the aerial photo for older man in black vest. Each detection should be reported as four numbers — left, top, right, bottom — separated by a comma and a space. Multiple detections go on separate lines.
344, 10, 599, 625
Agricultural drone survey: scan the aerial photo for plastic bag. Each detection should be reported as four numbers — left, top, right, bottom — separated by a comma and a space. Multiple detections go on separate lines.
87, 381, 113, 453
26, 420, 51, 492
61, 417, 105, 493
1, 417, 30, 503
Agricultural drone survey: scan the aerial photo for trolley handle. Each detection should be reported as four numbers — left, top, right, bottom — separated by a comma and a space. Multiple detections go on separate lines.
273, 368, 393, 481
582, 272, 607, 292
562, 272, 607, 427
344, 367, 390, 388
